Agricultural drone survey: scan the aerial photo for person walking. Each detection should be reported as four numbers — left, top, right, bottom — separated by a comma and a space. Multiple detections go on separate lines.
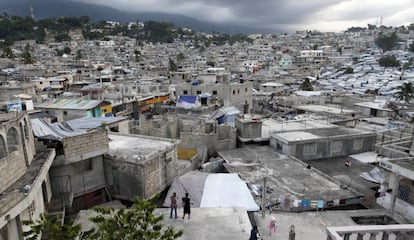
182, 192, 191, 219
170, 192, 178, 219
249, 226, 258, 240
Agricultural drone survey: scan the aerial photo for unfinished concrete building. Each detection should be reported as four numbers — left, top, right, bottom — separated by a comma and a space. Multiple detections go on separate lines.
31, 119, 109, 215
270, 127, 376, 161
104, 133, 182, 200
0, 111, 55, 240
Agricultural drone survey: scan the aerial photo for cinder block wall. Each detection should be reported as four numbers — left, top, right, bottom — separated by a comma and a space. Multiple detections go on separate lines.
0, 113, 36, 193
63, 130, 108, 162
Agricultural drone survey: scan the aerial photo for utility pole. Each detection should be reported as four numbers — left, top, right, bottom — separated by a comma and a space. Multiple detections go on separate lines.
261, 177, 267, 218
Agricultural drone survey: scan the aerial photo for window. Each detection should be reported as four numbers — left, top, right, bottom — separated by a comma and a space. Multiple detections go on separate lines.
7, 128, 18, 153
63, 111, 68, 116
245, 88, 248, 92
237, 89, 240, 94
39, 81, 43, 84
303, 143, 317, 155
23, 118, 29, 138
213, 90, 217, 95
331, 141, 343, 153
75, 159, 93, 172
196, 90, 201, 94
183, 90, 188, 95
353, 138, 363, 150
232, 90, 236, 95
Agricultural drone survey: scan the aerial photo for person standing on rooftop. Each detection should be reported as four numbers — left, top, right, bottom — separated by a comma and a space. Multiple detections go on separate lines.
182, 192, 191, 219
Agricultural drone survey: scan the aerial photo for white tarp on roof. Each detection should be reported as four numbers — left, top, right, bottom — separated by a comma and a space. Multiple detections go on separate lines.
200, 174, 259, 211
163, 172, 259, 211
360, 167, 387, 184
163, 171, 208, 208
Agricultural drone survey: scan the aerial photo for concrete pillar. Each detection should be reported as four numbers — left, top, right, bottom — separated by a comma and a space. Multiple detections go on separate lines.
389, 173, 400, 217
343, 233, 350, 240
356, 233, 364, 240
381, 232, 389, 240
394, 232, 403, 240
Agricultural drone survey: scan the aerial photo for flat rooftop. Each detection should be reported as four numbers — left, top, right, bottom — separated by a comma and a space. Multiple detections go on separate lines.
218, 146, 356, 204
262, 119, 336, 139
271, 127, 374, 143
108, 133, 178, 163
295, 104, 356, 115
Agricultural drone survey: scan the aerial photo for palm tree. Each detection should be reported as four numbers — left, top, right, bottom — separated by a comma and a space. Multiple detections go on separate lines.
394, 82, 414, 104
300, 78, 313, 91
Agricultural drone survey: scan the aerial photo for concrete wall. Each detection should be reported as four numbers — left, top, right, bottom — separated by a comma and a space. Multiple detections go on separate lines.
105, 147, 179, 200
272, 134, 376, 161
61, 130, 108, 163
50, 156, 106, 197
235, 118, 262, 139
0, 113, 36, 194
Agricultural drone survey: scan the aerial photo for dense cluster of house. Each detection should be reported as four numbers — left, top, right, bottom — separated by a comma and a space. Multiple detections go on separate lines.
1, 21, 414, 239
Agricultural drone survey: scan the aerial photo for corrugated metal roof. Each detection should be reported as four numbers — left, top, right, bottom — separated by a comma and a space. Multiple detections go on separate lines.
65, 116, 128, 130
31, 118, 86, 140
37, 99, 103, 110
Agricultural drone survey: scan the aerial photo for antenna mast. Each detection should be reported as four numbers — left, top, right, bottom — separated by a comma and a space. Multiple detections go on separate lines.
30, 0, 35, 20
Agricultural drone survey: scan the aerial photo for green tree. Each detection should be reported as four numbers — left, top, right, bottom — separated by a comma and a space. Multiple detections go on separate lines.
84, 197, 183, 240
169, 58, 178, 72
344, 67, 354, 74
206, 61, 215, 67
375, 32, 399, 51
394, 82, 414, 104
1, 46, 15, 59
75, 49, 83, 60
22, 44, 35, 64
378, 55, 400, 68
176, 52, 185, 62
409, 43, 414, 53
63, 46, 71, 54
300, 78, 313, 91
23, 213, 81, 240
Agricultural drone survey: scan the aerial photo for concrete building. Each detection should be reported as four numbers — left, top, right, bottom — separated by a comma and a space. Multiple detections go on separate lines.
175, 81, 253, 113
35, 99, 113, 121
104, 133, 182, 200
31, 119, 109, 214
270, 127, 376, 161
0, 111, 55, 239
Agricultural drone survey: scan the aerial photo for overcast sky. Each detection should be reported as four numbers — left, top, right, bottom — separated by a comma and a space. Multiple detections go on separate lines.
74, 0, 413, 32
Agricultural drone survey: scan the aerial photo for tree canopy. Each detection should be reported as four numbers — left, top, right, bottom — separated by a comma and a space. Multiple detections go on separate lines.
300, 78, 313, 91
375, 32, 399, 51
24, 198, 183, 240
84, 197, 183, 240
23, 213, 81, 240
394, 82, 414, 104
378, 55, 400, 68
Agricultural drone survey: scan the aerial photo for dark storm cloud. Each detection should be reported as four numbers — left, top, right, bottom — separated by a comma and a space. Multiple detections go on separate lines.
71, 0, 413, 31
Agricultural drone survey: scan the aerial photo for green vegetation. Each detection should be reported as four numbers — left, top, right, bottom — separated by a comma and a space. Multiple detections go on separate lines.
23, 213, 81, 240
84, 197, 183, 240
0, 15, 90, 46
300, 78, 313, 91
24, 198, 183, 240
409, 42, 414, 53
22, 44, 35, 64
375, 32, 399, 51
344, 67, 354, 74
394, 82, 414, 104
0, 15, 253, 47
378, 55, 400, 68
169, 58, 178, 71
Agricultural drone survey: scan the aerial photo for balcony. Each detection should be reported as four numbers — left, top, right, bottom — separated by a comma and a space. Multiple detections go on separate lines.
326, 224, 414, 240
